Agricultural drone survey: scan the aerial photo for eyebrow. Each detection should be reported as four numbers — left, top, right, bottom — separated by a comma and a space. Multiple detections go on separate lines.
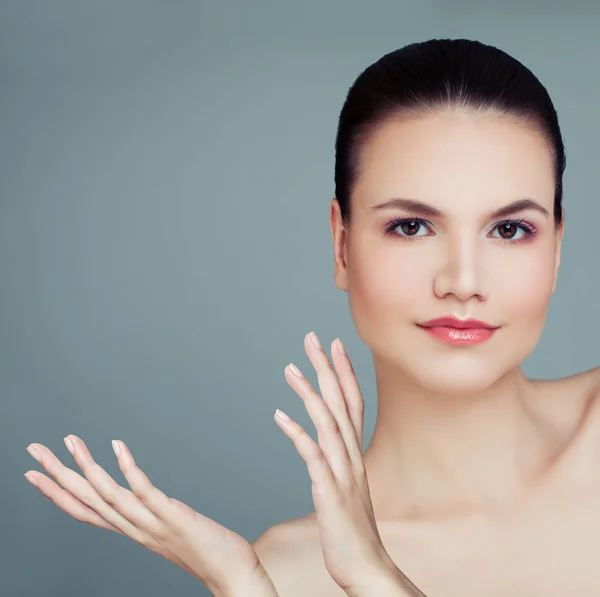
371, 197, 551, 219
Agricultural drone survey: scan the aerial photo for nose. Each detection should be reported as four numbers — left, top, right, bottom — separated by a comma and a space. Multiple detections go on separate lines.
433, 236, 488, 302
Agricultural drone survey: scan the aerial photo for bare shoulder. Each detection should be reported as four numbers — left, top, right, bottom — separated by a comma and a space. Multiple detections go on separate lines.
588, 364, 600, 394
252, 513, 339, 597
530, 365, 600, 478
530, 364, 600, 425
252, 513, 317, 563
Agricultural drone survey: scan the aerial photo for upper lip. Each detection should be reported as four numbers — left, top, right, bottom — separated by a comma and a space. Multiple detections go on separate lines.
417, 316, 499, 329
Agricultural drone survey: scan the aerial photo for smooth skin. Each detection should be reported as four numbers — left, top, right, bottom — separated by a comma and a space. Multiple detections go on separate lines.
25, 434, 273, 597
24, 331, 418, 597
252, 110, 600, 597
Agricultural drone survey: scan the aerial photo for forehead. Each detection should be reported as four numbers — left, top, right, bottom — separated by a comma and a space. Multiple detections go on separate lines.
354, 111, 555, 213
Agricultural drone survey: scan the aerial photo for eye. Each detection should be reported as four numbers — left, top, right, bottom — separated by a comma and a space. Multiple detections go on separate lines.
490, 219, 537, 242
384, 217, 432, 238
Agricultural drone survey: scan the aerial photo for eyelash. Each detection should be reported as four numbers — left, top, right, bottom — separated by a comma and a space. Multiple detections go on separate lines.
383, 216, 538, 243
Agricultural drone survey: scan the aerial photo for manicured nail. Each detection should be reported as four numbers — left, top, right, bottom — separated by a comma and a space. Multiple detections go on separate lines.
27, 445, 42, 461
309, 331, 321, 349
335, 338, 345, 354
64, 437, 75, 455
24, 472, 39, 487
288, 363, 302, 377
112, 440, 121, 457
275, 409, 291, 423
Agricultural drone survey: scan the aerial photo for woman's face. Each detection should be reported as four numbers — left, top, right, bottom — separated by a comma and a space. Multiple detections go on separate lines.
331, 110, 564, 394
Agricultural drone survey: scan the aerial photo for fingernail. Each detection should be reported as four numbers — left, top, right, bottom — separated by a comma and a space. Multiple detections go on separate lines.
112, 440, 121, 457
275, 408, 291, 422
64, 436, 75, 455
288, 363, 302, 377
27, 445, 42, 461
309, 331, 321, 350
335, 338, 345, 354
24, 472, 39, 487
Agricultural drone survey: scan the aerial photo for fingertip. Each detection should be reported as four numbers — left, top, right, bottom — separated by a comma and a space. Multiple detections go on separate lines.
334, 338, 346, 355
25, 471, 40, 486
275, 408, 291, 424
120, 441, 136, 467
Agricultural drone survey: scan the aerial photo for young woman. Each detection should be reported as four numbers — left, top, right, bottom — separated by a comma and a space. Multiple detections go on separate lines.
25, 39, 600, 597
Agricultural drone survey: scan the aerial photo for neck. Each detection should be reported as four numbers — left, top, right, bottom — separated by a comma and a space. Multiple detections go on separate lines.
362, 361, 558, 523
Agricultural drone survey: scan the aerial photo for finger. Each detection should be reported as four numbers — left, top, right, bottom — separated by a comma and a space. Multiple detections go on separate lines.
68, 436, 181, 535
27, 440, 156, 544
108, 440, 183, 524
303, 332, 364, 471
330, 338, 365, 452
110, 437, 211, 573
24, 469, 127, 534
25, 455, 196, 579
273, 409, 338, 498
285, 362, 354, 485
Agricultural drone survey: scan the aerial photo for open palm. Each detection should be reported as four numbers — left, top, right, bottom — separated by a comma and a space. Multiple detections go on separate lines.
275, 332, 426, 597
24, 435, 276, 596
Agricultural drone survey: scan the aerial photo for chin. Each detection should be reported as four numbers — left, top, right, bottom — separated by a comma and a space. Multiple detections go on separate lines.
391, 337, 534, 396
412, 340, 543, 396
409, 361, 510, 396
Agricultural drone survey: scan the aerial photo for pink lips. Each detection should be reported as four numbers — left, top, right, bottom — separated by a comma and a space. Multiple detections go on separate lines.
416, 316, 500, 345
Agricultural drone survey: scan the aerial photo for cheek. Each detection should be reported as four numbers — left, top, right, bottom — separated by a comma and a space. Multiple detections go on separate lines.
348, 245, 426, 317
493, 247, 556, 326
346, 244, 431, 349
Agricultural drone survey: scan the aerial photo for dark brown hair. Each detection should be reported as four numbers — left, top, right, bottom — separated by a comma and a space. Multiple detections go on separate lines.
334, 38, 566, 227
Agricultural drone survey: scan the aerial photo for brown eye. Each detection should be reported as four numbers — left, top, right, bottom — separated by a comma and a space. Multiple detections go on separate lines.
384, 217, 432, 238
497, 222, 518, 239
490, 219, 536, 242
399, 220, 422, 236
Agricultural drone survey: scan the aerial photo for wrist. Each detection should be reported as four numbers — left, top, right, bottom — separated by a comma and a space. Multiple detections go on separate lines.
345, 561, 423, 597
214, 569, 279, 597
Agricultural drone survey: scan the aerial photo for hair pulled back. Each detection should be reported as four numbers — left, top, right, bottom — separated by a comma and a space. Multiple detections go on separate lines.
334, 38, 566, 227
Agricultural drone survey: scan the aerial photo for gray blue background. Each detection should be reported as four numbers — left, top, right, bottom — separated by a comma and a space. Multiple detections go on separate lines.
2, 1, 599, 596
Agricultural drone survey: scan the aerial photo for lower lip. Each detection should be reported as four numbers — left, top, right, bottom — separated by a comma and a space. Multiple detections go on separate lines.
418, 325, 497, 345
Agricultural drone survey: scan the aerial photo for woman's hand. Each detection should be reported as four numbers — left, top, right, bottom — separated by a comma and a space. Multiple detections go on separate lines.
275, 332, 425, 597
24, 435, 278, 597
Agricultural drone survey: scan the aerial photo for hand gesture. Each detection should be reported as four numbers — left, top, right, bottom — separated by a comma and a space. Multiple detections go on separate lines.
24, 435, 277, 597
275, 332, 425, 597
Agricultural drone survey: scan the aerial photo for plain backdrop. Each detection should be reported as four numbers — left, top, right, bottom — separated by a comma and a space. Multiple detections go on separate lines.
1, 1, 599, 596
